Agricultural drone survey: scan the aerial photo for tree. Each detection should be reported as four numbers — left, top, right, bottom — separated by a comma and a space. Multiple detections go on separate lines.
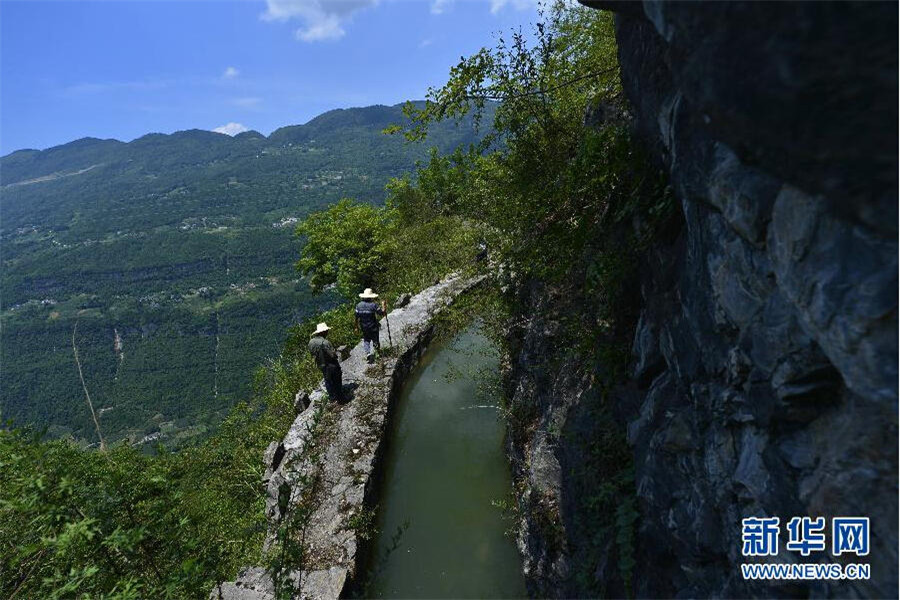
392, 3, 629, 276
294, 199, 395, 300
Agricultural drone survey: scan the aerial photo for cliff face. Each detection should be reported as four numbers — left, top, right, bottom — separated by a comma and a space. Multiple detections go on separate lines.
508, 2, 898, 597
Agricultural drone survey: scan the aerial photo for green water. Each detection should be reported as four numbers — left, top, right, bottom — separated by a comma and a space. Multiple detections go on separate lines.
364, 326, 527, 599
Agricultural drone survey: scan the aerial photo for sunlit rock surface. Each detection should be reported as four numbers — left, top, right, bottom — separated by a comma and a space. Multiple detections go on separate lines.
509, 2, 898, 597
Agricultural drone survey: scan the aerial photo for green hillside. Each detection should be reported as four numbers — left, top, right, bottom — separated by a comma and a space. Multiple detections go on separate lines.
0, 102, 492, 446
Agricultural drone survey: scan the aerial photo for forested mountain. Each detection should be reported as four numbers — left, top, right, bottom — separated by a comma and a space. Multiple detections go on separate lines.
0, 102, 492, 446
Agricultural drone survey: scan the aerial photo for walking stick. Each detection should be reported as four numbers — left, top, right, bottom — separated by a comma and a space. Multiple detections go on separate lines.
383, 301, 393, 349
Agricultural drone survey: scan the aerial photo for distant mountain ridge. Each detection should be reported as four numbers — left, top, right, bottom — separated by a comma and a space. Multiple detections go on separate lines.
0, 101, 494, 445
0, 102, 442, 185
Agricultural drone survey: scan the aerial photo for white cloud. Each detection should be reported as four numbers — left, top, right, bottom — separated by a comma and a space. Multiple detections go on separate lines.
296, 16, 344, 41
430, 0, 451, 15
261, 0, 377, 42
419, 37, 434, 48
213, 122, 250, 136
223, 66, 239, 79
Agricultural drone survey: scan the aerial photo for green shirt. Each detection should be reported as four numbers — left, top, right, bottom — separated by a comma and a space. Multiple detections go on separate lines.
308, 336, 339, 370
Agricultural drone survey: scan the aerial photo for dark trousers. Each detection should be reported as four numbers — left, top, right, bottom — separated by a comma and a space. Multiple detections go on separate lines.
362, 328, 380, 352
322, 363, 343, 401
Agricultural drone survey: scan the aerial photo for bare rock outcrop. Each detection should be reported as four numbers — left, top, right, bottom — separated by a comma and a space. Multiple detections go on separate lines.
508, 2, 897, 597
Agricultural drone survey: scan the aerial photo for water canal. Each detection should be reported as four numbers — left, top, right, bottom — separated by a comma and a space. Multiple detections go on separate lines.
363, 325, 527, 598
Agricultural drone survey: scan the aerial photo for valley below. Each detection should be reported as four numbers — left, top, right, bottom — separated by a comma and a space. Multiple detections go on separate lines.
0, 102, 491, 445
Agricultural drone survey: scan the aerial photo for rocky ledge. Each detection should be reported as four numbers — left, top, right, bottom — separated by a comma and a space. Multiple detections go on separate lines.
212, 274, 482, 600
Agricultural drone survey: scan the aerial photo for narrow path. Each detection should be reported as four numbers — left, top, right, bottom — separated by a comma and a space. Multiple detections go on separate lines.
3, 163, 103, 188
213, 274, 483, 600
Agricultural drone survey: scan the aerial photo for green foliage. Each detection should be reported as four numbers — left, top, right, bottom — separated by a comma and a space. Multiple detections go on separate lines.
402, 2, 619, 144
387, 147, 473, 223
0, 419, 264, 598
564, 398, 638, 598
294, 153, 484, 305
2, 280, 335, 447
295, 199, 393, 299
1, 103, 492, 444
0, 293, 352, 597
393, 5, 662, 282
386, 4, 668, 596
389, 2, 673, 366
345, 507, 378, 542
0, 277, 367, 597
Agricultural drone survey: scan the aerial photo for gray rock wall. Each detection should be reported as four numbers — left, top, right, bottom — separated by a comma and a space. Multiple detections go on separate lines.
508, 2, 897, 597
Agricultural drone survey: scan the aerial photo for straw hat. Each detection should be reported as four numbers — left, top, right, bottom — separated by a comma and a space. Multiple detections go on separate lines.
358, 288, 379, 299
311, 322, 331, 336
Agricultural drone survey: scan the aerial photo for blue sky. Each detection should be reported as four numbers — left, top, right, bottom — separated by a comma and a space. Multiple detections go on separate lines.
0, 0, 538, 154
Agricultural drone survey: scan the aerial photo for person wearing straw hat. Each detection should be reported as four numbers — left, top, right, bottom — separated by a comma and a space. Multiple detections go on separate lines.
355, 288, 386, 363
308, 322, 344, 402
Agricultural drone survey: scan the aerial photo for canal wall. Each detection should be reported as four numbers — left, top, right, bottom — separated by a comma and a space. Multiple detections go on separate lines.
212, 274, 483, 600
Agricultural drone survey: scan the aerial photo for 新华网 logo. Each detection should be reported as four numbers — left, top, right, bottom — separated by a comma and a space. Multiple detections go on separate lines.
739, 516, 872, 581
